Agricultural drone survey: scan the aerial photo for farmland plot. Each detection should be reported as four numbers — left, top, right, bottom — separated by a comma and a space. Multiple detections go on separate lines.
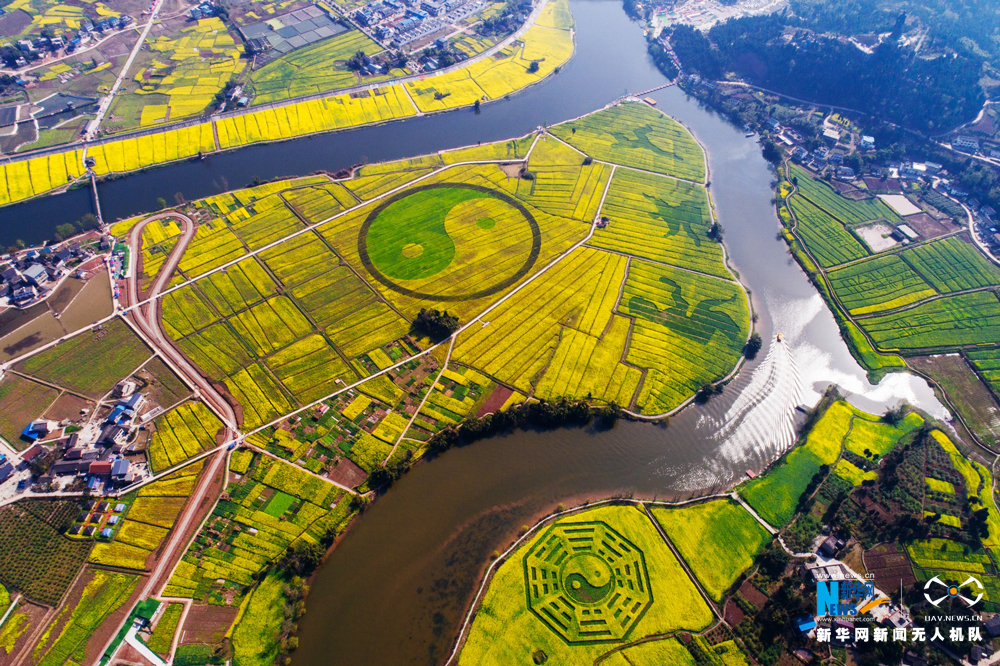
901, 236, 1000, 293
622, 260, 749, 414
551, 102, 706, 182
789, 165, 901, 225
146, 401, 223, 473
827, 254, 936, 315
787, 196, 869, 267
859, 291, 1000, 351
590, 168, 725, 277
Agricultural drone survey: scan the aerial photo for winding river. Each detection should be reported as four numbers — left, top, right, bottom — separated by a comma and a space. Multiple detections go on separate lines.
0, 2, 949, 664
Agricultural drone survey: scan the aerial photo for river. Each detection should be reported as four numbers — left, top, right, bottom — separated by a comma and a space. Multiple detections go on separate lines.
0, 1, 948, 663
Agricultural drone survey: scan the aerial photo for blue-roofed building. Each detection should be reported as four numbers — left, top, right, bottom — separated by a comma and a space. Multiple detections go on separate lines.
100, 527, 113, 538
0, 462, 13, 484
796, 615, 817, 632
107, 515, 119, 525
115, 503, 126, 512
21, 420, 52, 440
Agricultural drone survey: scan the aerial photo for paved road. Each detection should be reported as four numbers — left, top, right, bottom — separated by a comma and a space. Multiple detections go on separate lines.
86, 0, 167, 139
97, 211, 241, 664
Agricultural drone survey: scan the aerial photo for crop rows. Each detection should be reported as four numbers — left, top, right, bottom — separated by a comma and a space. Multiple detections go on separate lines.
196, 257, 279, 317
790, 165, 901, 225
787, 196, 869, 267
827, 254, 935, 315
0, 150, 85, 206
175, 220, 246, 280
622, 259, 748, 414
215, 86, 417, 150
250, 29, 383, 104
590, 168, 726, 277
259, 232, 410, 356
452, 247, 627, 394
551, 101, 705, 182
859, 291, 1000, 351
229, 296, 313, 355
226, 196, 305, 250
842, 411, 923, 458
968, 348, 1000, 395
342, 168, 438, 201
901, 236, 1000, 293
906, 538, 992, 574
89, 124, 217, 175
265, 334, 354, 404
439, 137, 531, 164
226, 363, 297, 429
147, 401, 223, 473
284, 182, 359, 222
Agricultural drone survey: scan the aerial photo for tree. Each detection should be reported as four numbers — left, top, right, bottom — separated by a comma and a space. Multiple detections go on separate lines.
279, 541, 325, 577
744, 332, 763, 359
707, 221, 724, 241
412, 308, 459, 340
156, 197, 167, 210
761, 140, 782, 165
527, 60, 540, 74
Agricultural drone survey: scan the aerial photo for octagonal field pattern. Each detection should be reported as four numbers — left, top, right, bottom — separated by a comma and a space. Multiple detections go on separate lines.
523, 521, 653, 644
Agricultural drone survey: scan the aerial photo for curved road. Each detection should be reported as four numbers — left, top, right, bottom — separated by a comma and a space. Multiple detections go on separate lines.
94, 212, 243, 663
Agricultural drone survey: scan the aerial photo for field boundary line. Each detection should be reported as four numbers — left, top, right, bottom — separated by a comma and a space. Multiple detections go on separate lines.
443, 494, 747, 666
584, 246, 742, 284
639, 502, 723, 620
384, 337, 455, 465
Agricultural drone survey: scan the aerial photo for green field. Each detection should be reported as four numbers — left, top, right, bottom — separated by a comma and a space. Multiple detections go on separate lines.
901, 236, 1000, 293
651, 499, 771, 601
739, 401, 852, 527
457, 504, 713, 665
0, 375, 59, 448
591, 168, 726, 277
622, 259, 749, 414
859, 291, 1000, 351
906, 538, 992, 574
842, 411, 923, 458
249, 30, 386, 105
550, 102, 706, 182
147, 603, 184, 655
827, 254, 936, 315
968, 347, 1000, 394
787, 196, 869, 267
17, 319, 151, 399
789, 165, 901, 225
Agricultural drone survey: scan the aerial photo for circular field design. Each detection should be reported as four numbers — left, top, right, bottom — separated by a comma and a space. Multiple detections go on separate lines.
357, 183, 541, 301
522, 521, 652, 644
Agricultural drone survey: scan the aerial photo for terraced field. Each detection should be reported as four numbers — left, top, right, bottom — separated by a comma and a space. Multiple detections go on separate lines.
787, 196, 869, 267
859, 291, 1000, 351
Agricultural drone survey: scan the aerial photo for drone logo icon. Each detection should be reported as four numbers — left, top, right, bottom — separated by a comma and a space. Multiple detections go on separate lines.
924, 576, 984, 607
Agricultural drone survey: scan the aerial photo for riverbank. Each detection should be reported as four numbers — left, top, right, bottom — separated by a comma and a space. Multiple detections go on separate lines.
0, 0, 575, 214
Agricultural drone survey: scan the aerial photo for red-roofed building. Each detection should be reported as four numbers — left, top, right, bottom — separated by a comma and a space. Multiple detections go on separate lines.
20, 444, 45, 462
89, 461, 113, 477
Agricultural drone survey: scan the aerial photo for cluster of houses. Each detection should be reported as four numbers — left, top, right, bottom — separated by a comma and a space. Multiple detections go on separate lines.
353, 0, 475, 47
0, 242, 87, 307
18, 383, 144, 493
6, 15, 136, 68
